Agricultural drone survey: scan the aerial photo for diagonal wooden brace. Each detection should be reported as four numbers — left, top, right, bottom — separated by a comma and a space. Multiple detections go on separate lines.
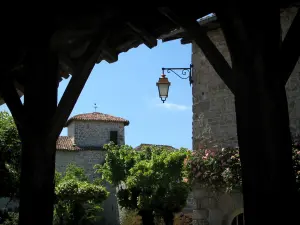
159, 7, 235, 94
281, 9, 300, 85
0, 76, 24, 127
47, 32, 109, 141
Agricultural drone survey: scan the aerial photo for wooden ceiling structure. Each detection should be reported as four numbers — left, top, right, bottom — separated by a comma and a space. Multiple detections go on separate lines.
0, 3, 300, 225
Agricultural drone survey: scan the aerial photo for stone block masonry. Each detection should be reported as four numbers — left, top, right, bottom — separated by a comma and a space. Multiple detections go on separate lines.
192, 7, 300, 150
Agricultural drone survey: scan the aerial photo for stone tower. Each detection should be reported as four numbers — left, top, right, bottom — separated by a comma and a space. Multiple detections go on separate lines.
56, 111, 129, 225
191, 8, 300, 150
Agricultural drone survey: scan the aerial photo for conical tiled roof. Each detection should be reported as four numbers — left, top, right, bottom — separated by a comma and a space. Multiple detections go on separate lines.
65, 112, 129, 126
56, 136, 104, 151
56, 136, 80, 151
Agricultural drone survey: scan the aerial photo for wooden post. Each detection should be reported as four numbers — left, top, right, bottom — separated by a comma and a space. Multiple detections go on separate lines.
17, 44, 58, 225
217, 6, 299, 225
0, 24, 106, 224
281, 9, 300, 85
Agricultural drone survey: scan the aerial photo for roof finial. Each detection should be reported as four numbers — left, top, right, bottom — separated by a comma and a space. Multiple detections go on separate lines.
94, 103, 98, 112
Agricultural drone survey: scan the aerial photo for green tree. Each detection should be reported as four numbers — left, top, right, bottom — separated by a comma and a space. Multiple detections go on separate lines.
95, 143, 191, 225
0, 111, 21, 200
54, 163, 109, 225
0, 112, 109, 225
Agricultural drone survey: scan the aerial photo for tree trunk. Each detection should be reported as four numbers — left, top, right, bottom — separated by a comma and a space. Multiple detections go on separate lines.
18, 39, 58, 225
73, 203, 82, 225
217, 5, 299, 225
139, 210, 155, 225
163, 212, 174, 225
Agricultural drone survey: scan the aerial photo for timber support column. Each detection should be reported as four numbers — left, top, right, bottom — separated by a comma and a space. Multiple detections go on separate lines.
18, 42, 59, 225
0, 14, 109, 225
217, 5, 299, 225
160, 5, 300, 225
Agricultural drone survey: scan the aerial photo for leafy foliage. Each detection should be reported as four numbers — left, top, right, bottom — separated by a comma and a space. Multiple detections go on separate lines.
292, 143, 300, 192
0, 111, 21, 200
185, 146, 240, 192
119, 209, 142, 225
0, 112, 109, 225
95, 143, 191, 224
173, 213, 193, 225
95, 144, 137, 187
186, 144, 300, 193
54, 163, 109, 225
1, 212, 19, 225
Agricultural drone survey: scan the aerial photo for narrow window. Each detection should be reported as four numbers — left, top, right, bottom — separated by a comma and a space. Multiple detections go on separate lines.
110, 131, 118, 144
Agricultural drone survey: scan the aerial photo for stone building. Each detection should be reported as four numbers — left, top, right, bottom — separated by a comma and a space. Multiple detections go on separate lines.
160, 7, 300, 225
191, 8, 300, 225
0, 111, 129, 225
1, 111, 197, 224
191, 8, 300, 150
55, 111, 129, 225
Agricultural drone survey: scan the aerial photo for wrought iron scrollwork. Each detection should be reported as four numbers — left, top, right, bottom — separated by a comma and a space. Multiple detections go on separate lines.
162, 64, 193, 85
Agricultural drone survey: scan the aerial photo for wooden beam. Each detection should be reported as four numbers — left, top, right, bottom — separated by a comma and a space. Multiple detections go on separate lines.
216, 5, 298, 225
159, 7, 235, 94
0, 76, 24, 126
18, 40, 59, 225
100, 45, 118, 63
127, 22, 157, 48
281, 9, 300, 85
47, 33, 108, 140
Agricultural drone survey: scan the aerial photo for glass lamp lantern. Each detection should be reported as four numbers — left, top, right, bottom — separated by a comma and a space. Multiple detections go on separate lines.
156, 74, 171, 103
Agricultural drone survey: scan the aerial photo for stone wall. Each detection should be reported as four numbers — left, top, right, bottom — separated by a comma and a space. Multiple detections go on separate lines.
190, 7, 300, 225
192, 7, 300, 149
191, 183, 244, 225
55, 151, 106, 178
0, 150, 121, 225
191, 28, 234, 150
70, 121, 125, 147
67, 122, 75, 137
55, 150, 120, 225
281, 8, 300, 137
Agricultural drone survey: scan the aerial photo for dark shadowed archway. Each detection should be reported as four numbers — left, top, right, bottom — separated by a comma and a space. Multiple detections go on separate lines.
0, 3, 299, 225
231, 213, 244, 225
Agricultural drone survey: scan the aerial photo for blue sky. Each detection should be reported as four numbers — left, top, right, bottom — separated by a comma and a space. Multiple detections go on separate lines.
0, 40, 193, 149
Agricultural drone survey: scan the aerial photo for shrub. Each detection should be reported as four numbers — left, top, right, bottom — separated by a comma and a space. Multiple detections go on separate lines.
120, 209, 141, 225
186, 143, 300, 193
2, 212, 19, 225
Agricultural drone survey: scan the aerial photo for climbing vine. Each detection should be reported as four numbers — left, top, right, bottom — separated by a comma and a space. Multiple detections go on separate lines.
186, 143, 300, 193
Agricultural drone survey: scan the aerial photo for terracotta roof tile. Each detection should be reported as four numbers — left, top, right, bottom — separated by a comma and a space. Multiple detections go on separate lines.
56, 136, 103, 151
65, 112, 129, 126
56, 136, 79, 151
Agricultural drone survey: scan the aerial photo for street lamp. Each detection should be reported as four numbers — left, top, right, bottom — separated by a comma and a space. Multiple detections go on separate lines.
156, 64, 193, 103
156, 74, 171, 103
